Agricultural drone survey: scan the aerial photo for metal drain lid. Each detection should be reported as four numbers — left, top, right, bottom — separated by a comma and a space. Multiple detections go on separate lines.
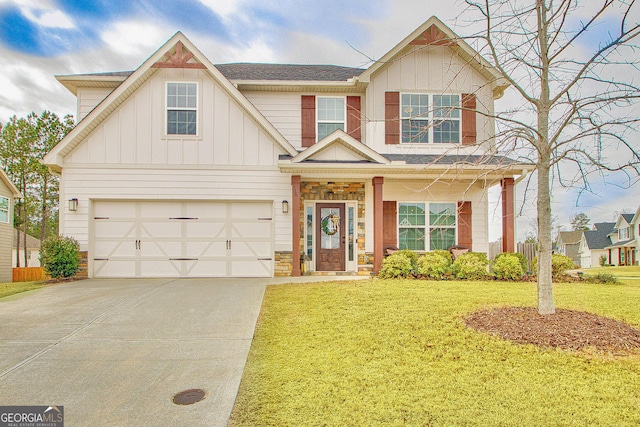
172, 389, 206, 405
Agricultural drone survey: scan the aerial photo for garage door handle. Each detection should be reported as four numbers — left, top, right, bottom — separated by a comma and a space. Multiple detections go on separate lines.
226, 240, 231, 250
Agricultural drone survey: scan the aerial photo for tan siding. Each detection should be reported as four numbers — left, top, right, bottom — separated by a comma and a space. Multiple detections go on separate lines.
77, 88, 113, 121
0, 183, 13, 282
376, 180, 489, 254
366, 45, 495, 155
59, 167, 292, 252
65, 69, 284, 167
244, 92, 302, 148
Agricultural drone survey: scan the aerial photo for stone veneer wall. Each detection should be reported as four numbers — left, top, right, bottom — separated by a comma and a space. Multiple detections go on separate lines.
300, 182, 369, 272
274, 251, 293, 276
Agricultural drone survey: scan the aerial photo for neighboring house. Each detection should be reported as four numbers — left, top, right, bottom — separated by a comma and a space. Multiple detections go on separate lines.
43, 17, 532, 279
12, 230, 41, 268
557, 230, 583, 266
578, 222, 615, 268
605, 212, 637, 266
0, 169, 21, 282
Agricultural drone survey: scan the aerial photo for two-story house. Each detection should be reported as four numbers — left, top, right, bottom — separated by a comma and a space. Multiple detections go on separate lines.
43, 17, 531, 279
605, 212, 638, 266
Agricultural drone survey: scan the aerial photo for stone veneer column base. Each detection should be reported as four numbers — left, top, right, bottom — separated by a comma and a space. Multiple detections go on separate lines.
274, 251, 293, 277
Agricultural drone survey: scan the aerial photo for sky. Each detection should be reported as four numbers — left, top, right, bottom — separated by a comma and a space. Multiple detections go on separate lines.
0, 0, 638, 241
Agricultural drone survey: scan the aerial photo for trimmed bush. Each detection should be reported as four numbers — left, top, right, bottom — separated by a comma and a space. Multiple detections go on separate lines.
495, 252, 529, 274
433, 249, 453, 265
40, 235, 80, 279
532, 253, 576, 278
451, 252, 489, 280
417, 251, 452, 279
378, 253, 413, 279
396, 249, 419, 274
492, 253, 524, 280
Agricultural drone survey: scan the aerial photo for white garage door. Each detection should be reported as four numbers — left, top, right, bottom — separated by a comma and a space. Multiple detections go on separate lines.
92, 201, 273, 278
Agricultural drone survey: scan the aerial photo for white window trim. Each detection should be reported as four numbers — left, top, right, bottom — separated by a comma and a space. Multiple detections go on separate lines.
619, 227, 629, 240
400, 93, 461, 145
316, 96, 346, 141
165, 81, 199, 137
0, 196, 9, 224
397, 201, 457, 251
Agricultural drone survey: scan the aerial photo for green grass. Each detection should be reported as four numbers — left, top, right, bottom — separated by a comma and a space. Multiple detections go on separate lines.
580, 266, 640, 285
230, 279, 640, 426
0, 281, 48, 299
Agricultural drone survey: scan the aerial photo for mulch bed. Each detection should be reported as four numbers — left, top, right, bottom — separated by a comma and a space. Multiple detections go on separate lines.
465, 307, 640, 354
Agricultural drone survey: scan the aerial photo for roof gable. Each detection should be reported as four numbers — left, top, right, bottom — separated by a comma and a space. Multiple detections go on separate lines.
44, 32, 298, 170
558, 230, 583, 245
0, 169, 20, 197
614, 213, 633, 229
357, 16, 509, 98
290, 130, 390, 164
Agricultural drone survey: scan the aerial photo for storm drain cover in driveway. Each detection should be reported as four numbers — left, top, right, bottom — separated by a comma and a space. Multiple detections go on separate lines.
172, 389, 206, 405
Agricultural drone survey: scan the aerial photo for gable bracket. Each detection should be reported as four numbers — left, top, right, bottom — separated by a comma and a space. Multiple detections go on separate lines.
409, 24, 456, 46
152, 41, 206, 69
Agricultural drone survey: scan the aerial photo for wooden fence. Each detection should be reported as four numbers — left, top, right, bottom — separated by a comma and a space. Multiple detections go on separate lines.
12, 267, 46, 282
488, 239, 538, 273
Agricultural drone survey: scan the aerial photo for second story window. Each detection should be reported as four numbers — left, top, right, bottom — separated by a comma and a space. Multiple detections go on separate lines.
317, 97, 345, 141
401, 93, 460, 143
619, 226, 630, 240
167, 82, 197, 135
0, 196, 8, 223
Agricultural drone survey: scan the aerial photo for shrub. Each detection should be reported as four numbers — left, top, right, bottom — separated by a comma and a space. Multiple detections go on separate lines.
378, 253, 413, 279
40, 235, 80, 279
492, 253, 524, 280
584, 273, 619, 285
451, 252, 489, 280
417, 251, 452, 279
495, 252, 529, 274
531, 254, 576, 278
433, 249, 453, 265
396, 249, 419, 274
599, 255, 608, 267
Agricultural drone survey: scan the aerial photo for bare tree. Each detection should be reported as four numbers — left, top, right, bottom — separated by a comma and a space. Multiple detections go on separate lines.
465, 0, 640, 314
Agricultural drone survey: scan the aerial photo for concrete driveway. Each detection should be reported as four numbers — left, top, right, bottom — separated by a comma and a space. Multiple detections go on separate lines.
0, 278, 266, 426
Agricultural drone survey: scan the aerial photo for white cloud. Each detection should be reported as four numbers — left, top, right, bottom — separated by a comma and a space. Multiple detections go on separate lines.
100, 21, 171, 58
1, 0, 76, 29
197, 0, 245, 20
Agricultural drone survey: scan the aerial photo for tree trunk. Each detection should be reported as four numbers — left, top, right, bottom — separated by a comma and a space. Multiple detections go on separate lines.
535, 0, 555, 315
41, 177, 47, 242
537, 157, 555, 314
22, 181, 28, 268
15, 228, 20, 268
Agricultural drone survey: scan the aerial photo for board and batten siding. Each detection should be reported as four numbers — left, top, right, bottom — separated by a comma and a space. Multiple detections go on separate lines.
65, 68, 282, 167
60, 67, 294, 255
76, 88, 114, 122
366, 45, 495, 155
362, 179, 489, 254
0, 182, 13, 282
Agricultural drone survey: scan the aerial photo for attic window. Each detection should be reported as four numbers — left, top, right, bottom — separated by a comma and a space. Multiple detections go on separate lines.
166, 82, 197, 135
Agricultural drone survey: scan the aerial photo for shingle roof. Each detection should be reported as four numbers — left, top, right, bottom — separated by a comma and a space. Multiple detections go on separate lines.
12, 230, 41, 249
214, 63, 365, 81
382, 154, 527, 166
558, 230, 583, 245
67, 64, 366, 82
621, 213, 634, 224
606, 238, 636, 249
583, 222, 615, 250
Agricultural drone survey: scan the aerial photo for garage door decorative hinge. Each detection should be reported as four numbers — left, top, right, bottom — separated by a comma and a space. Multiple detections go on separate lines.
169, 217, 199, 220
258, 217, 273, 221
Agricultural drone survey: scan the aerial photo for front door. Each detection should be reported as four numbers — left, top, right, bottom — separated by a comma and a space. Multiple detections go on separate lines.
316, 203, 345, 271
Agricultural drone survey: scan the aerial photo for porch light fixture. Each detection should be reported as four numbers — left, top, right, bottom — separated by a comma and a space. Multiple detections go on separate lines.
282, 200, 289, 214
68, 198, 78, 212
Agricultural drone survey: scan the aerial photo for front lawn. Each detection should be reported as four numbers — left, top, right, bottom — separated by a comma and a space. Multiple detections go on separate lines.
230, 279, 640, 426
0, 281, 48, 299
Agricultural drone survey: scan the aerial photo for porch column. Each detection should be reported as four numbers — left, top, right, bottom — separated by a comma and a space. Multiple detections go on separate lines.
501, 177, 515, 253
373, 176, 384, 274
291, 175, 302, 276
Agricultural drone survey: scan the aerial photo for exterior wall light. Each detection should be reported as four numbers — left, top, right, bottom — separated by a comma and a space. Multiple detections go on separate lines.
282, 200, 289, 214
68, 198, 78, 212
